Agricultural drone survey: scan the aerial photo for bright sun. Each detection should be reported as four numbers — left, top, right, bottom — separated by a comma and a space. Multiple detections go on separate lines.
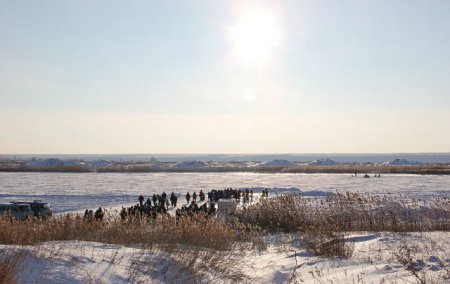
231, 11, 279, 62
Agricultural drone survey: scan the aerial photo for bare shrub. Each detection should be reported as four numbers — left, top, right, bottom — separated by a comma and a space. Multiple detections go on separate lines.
390, 234, 450, 284
301, 227, 354, 258
235, 194, 309, 232
175, 247, 247, 282
126, 244, 250, 283
392, 239, 427, 283
128, 241, 249, 283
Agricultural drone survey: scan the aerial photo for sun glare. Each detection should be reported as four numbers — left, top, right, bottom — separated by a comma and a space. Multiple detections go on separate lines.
231, 11, 279, 62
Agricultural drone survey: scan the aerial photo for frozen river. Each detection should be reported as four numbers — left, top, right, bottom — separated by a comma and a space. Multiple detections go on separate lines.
0, 172, 449, 213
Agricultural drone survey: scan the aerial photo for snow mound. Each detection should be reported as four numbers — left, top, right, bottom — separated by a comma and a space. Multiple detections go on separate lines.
257, 159, 294, 167
383, 159, 422, 166
89, 160, 111, 169
308, 158, 338, 166
27, 159, 89, 169
174, 160, 207, 169
27, 159, 65, 168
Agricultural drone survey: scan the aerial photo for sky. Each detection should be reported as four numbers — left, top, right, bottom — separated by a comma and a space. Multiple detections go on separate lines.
0, 0, 449, 154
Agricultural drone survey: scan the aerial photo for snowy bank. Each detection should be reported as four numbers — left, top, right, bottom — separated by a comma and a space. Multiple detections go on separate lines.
2, 232, 448, 283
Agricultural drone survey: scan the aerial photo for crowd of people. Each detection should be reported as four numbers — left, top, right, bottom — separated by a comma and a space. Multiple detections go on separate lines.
182, 188, 271, 204
176, 201, 216, 219
83, 188, 271, 222
184, 190, 206, 203
84, 207, 105, 222
138, 192, 179, 209
208, 188, 269, 201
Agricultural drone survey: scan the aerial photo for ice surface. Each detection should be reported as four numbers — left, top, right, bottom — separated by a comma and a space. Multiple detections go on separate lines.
0, 172, 449, 213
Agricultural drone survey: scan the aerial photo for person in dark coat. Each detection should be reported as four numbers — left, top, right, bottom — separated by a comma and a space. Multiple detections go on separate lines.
94, 207, 104, 221
138, 195, 144, 207
152, 194, 158, 206
207, 191, 212, 202
199, 190, 205, 202
208, 203, 216, 215
192, 192, 197, 202
186, 192, 191, 203
170, 192, 177, 207
84, 209, 93, 222
120, 207, 127, 220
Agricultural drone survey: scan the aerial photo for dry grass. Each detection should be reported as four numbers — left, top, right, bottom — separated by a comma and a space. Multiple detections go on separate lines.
0, 213, 258, 251
0, 214, 260, 282
0, 249, 26, 284
235, 193, 450, 233
0, 210, 268, 282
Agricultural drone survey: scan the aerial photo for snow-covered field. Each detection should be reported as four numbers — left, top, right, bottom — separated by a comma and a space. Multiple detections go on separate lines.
3, 232, 449, 283
0, 172, 449, 213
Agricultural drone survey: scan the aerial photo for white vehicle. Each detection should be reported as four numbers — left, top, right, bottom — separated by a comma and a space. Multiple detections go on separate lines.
0, 203, 34, 220
217, 199, 237, 219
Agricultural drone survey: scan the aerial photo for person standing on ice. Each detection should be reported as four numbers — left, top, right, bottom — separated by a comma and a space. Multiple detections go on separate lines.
192, 192, 197, 202
94, 207, 104, 221
161, 192, 167, 208
207, 191, 212, 202
120, 207, 127, 220
262, 189, 267, 198
186, 192, 191, 204
138, 195, 144, 207
170, 192, 177, 207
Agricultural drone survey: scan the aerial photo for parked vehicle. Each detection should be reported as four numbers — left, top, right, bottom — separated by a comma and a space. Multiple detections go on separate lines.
0, 203, 34, 220
27, 200, 53, 218
0, 203, 10, 217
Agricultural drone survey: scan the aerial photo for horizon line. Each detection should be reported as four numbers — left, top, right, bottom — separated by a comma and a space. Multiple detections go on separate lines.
2, 152, 450, 156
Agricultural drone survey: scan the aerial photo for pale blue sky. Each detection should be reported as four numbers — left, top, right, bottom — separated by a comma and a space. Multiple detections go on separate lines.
1, 0, 449, 153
